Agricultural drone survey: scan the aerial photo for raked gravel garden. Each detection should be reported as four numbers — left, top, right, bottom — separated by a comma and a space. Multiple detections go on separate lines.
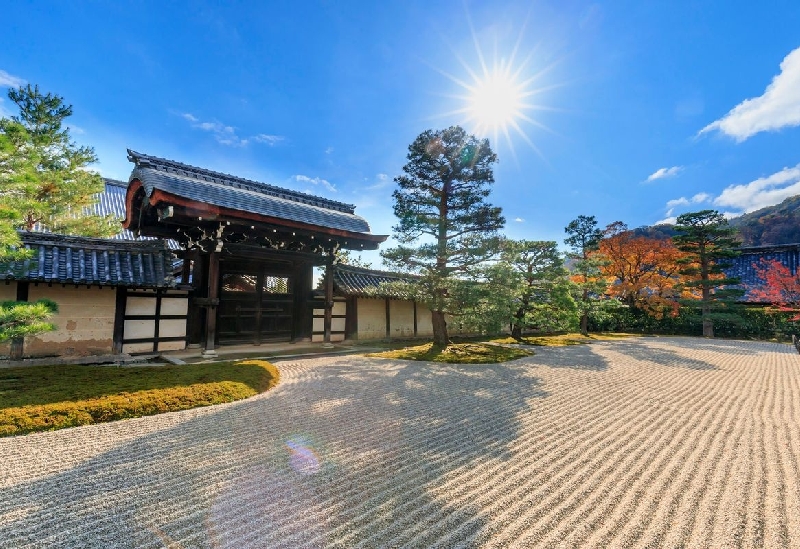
1, 336, 800, 548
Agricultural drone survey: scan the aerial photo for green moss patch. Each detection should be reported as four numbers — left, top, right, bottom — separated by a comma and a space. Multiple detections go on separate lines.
366, 342, 533, 364
491, 332, 639, 346
0, 360, 279, 437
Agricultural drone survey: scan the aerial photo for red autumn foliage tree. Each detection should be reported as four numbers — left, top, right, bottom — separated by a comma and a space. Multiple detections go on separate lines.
750, 258, 800, 320
596, 222, 688, 318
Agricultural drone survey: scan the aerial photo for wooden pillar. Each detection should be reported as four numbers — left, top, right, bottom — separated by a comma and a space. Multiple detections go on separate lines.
413, 300, 418, 337
186, 250, 206, 347
180, 252, 191, 285
10, 282, 29, 360
323, 251, 334, 345
385, 298, 391, 340
112, 286, 127, 354
203, 251, 220, 357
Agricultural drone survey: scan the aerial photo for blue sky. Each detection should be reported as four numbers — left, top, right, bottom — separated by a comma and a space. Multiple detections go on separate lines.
3, 1, 800, 264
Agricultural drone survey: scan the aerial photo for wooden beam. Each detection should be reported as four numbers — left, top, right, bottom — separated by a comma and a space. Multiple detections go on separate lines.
323, 251, 334, 344
413, 300, 418, 337
385, 298, 391, 340
203, 251, 220, 356
112, 286, 127, 354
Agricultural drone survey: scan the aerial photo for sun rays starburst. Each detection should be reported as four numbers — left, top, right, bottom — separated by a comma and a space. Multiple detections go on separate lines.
432, 12, 562, 163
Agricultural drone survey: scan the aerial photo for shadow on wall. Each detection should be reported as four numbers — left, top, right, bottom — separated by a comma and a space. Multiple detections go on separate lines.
0, 357, 546, 547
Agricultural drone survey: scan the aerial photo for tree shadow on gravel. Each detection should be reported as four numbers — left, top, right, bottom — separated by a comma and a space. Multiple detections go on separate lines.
607, 339, 718, 370
520, 344, 610, 371
0, 357, 546, 548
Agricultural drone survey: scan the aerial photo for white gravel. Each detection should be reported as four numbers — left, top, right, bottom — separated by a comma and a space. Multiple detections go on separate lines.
1, 336, 799, 548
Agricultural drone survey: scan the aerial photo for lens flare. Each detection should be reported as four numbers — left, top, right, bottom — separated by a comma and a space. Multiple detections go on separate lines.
285, 435, 321, 475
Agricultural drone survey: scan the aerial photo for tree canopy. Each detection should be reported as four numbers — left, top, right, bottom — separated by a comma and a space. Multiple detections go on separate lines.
381, 126, 504, 345
597, 221, 686, 318
0, 84, 116, 356
0, 84, 117, 239
673, 209, 743, 337
564, 215, 605, 335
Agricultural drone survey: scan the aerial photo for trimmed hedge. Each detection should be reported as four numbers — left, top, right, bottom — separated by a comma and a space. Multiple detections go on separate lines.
0, 360, 279, 437
588, 305, 798, 341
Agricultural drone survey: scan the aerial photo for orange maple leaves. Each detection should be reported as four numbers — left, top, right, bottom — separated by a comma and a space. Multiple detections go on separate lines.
592, 226, 691, 318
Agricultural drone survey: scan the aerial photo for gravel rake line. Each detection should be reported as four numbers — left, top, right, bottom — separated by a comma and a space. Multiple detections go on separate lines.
577, 343, 762, 548
2, 338, 800, 547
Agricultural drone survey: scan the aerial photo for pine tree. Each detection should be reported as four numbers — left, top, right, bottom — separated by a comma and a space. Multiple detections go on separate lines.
0, 84, 116, 355
381, 126, 505, 345
673, 210, 743, 338
0, 84, 117, 238
564, 215, 605, 335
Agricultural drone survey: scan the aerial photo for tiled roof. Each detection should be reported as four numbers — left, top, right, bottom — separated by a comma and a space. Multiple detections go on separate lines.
725, 244, 800, 302
99, 179, 181, 250
127, 150, 374, 235
332, 264, 415, 298
1, 232, 176, 288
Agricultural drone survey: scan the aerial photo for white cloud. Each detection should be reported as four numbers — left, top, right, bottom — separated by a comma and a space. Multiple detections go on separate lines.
700, 46, 800, 141
253, 134, 284, 146
293, 174, 336, 193
0, 69, 25, 88
654, 216, 677, 226
364, 173, 393, 192
656, 164, 800, 225
646, 166, 683, 182
325, 147, 334, 155
514, 217, 525, 223
713, 163, 800, 213
177, 111, 284, 147
666, 197, 690, 209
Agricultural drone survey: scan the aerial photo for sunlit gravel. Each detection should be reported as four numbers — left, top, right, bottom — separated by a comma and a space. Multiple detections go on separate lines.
1, 336, 799, 548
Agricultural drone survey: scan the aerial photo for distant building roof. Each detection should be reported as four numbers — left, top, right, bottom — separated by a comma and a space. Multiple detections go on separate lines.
1, 232, 176, 288
332, 264, 415, 298
726, 243, 800, 302
127, 150, 375, 235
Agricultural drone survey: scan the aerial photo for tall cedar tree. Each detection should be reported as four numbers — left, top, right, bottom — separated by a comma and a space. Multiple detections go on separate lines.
565, 215, 604, 335
382, 126, 504, 345
673, 210, 743, 338
597, 221, 686, 318
0, 85, 114, 354
499, 240, 577, 338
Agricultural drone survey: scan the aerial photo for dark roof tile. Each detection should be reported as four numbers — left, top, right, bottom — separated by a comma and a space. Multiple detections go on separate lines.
127, 150, 374, 235
1, 232, 176, 288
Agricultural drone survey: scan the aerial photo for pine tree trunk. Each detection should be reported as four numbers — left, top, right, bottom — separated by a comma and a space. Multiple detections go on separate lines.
431, 310, 449, 346
580, 288, 589, 335
511, 324, 522, 340
702, 303, 714, 338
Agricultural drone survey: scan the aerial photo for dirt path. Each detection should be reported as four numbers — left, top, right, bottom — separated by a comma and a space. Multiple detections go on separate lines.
0, 337, 798, 548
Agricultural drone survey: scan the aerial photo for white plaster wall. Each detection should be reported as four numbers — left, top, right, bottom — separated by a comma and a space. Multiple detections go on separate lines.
160, 297, 188, 316
356, 298, 387, 340
389, 300, 415, 338
416, 302, 434, 336
26, 285, 116, 356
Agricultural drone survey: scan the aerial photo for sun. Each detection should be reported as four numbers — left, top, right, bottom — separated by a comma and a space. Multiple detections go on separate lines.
433, 12, 559, 161
465, 64, 527, 137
